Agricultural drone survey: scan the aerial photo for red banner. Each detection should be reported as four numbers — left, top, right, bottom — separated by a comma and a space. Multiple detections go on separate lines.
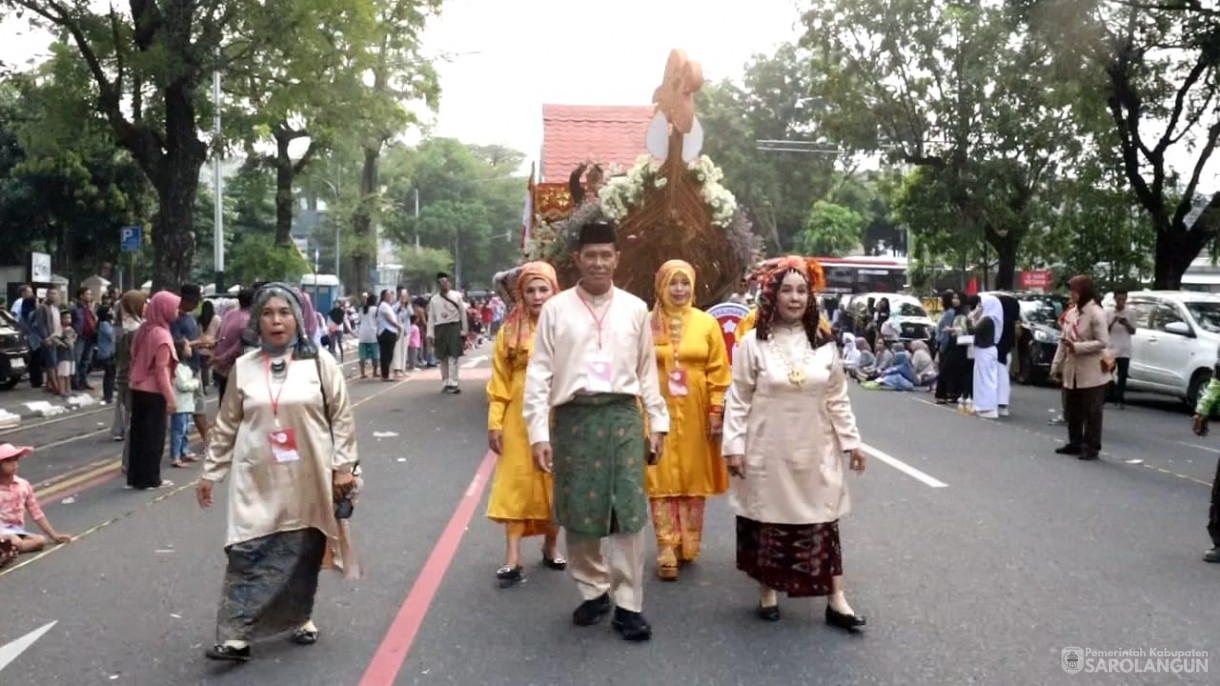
1019, 270, 1054, 290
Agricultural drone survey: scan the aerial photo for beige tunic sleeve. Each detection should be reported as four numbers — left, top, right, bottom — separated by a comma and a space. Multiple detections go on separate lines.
721, 331, 759, 457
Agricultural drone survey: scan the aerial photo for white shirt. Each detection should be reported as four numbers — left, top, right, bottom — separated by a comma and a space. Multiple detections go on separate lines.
1106, 306, 1134, 358
523, 287, 670, 445
377, 301, 398, 335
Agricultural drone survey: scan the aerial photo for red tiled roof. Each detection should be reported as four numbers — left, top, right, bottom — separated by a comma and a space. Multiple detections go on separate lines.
541, 104, 655, 182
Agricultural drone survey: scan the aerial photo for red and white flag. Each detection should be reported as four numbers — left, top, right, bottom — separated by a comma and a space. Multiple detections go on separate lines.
520, 163, 535, 253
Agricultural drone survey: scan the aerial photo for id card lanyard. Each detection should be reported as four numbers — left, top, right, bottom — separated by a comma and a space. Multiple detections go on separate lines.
576, 288, 614, 350
265, 355, 291, 428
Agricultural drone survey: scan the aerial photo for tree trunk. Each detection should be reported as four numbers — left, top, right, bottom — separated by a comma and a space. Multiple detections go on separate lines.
150, 80, 207, 293
274, 132, 294, 246
350, 146, 381, 295
1152, 219, 1205, 290
987, 228, 1017, 291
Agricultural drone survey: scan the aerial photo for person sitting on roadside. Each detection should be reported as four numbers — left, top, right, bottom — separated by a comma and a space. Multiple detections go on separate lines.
909, 340, 938, 387
0, 444, 72, 566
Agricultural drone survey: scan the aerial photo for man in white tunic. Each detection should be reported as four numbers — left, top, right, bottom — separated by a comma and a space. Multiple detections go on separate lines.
524, 220, 669, 642
427, 272, 468, 393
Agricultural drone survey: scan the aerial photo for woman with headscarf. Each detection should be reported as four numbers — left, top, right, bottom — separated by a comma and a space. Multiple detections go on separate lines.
722, 256, 867, 628
909, 340, 936, 387
485, 262, 565, 586
1051, 275, 1110, 460
644, 260, 731, 581
841, 332, 862, 368
971, 294, 1004, 419
935, 291, 966, 404
111, 291, 148, 463
127, 291, 181, 490
198, 282, 359, 661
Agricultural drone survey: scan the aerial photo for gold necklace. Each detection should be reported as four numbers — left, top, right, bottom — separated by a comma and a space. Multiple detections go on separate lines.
768, 332, 813, 387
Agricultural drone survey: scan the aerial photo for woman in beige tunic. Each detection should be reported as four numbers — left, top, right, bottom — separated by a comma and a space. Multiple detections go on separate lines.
197, 282, 359, 662
722, 256, 868, 629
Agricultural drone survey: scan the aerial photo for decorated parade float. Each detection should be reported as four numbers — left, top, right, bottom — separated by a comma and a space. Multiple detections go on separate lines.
502, 49, 760, 310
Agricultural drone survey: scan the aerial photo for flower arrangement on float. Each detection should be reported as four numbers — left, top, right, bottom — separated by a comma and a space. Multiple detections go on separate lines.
598, 154, 738, 229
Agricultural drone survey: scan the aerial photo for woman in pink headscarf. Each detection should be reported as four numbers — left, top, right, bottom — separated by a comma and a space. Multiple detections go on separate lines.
127, 291, 181, 490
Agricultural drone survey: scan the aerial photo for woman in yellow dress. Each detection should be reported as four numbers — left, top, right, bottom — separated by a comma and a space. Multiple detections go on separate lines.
646, 260, 732, 580
486, 261, 565, 587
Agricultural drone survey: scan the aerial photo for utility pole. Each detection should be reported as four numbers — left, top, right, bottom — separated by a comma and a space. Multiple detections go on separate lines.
212, 56, 225, 291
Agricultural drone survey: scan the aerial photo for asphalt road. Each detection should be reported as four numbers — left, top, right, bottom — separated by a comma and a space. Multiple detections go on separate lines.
1, 352, 1216, 685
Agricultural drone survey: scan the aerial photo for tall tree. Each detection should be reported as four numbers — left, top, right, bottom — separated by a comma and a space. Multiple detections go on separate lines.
224, 0, 379, 247
804, 0, 1081, 288
346, 0, 442, 295
1017, 0, 1220, 288
697, 44, 838, 253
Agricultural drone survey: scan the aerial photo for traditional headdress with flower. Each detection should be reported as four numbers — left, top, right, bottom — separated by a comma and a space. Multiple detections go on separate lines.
501, 261, 560, 358
751, 255, 833, 347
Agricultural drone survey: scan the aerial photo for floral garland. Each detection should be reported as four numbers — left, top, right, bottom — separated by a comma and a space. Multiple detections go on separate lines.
597, 154, 738, 228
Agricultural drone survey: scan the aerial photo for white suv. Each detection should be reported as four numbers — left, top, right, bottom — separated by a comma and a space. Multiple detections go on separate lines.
1124, 291, 1220, 407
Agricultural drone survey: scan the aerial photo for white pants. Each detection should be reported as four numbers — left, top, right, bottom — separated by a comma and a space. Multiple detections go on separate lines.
973, 347, 999, 413
566, 530, 645, 613
440, 358, 460, 387
998, 360, 1011, 407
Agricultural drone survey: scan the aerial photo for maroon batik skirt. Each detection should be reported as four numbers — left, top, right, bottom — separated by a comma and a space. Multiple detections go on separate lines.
735, 516, 842, 597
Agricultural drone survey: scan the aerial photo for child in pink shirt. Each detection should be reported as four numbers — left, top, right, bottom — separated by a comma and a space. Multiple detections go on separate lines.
408, 316, 422, 370
0, 444, 72, 566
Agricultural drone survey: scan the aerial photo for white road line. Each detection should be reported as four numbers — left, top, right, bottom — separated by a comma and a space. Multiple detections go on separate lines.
1175, 440, 1220, 455
860, 442, 949, 488
0, 621, 56, 673
462, 355, 488, 369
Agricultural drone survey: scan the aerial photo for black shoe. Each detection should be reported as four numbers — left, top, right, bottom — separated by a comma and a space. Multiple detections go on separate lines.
289, 626, 318, 645
205, 643, 251, 662
572, 593, 611, 626
756, 603, 781, 622
1078, 452, 1100, 461
1055, 444, 1082, 456
496, 564, 523, 588
542, 555, 567, 571
825, 606, 867, 631
1204, 547, 1220, 563
611, 607, 653, 641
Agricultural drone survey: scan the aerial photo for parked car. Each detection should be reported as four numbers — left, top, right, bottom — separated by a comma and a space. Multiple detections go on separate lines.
1123, 291, 1220, 407
0, 310, 30, 390
1011, 293, 1068, 385
843, 292, 936, 343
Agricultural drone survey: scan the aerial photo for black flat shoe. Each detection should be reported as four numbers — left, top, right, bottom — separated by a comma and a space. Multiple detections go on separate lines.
290, 626, 319, 645
756, 603, 780, 622
496, 564, 523, 588
825, 606, 867, 631
1204, 547, 1220, 563
542, 555, 567, 571
572, 593, 611, 626
1078, 452, 1100, 461
611, 608, 653, 641
1055, 444, 1083, 455
205, 644, 251, 662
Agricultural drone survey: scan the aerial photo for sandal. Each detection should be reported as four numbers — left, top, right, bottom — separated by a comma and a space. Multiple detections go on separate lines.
205, 643, 251, 662
290, 626, 319, 645
542, 555, 567, 571
0, 538, 17, 567
496, 564, 523, 588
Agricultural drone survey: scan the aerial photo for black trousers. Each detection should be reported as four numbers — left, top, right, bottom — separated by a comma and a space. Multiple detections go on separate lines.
214, 372, 228, 402
1209, 457, 1220, 548
1108, 357, 1130, 403
1064, 384, 1107, 455
377, 330, 398, 379
128, 390, 167, 489
936, 345, 969, 401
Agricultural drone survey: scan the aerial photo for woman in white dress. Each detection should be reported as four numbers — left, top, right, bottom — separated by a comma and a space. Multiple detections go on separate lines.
722, 256, 868, 629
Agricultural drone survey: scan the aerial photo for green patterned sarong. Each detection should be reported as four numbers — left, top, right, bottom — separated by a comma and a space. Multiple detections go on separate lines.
551, 393, 648, 538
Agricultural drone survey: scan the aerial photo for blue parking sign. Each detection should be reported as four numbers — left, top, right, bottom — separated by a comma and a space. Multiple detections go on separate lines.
121, 226, 142, 252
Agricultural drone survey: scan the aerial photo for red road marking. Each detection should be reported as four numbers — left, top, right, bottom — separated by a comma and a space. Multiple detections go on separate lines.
359, 450, 498, 686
